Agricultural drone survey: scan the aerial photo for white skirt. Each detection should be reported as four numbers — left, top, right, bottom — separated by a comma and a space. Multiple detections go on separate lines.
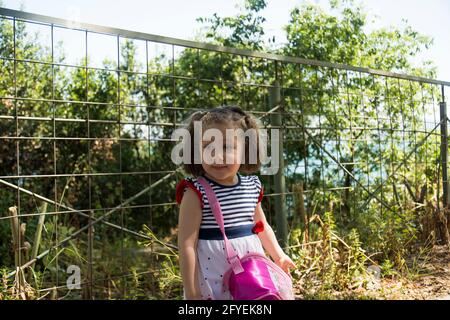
184, 234, 266, 300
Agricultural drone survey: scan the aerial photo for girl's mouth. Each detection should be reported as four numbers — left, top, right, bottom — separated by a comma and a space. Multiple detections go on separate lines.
212, 165, 228, 169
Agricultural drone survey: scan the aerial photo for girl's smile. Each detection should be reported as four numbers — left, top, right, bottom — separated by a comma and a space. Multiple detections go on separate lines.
211, 165, 229, 169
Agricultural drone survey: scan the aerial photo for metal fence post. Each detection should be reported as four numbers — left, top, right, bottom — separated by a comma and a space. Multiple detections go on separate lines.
440, 85, 449, 209
269, 80, 288, 247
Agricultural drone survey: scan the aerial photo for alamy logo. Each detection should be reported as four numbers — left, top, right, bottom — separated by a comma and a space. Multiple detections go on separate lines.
66, 265, 81, 290
171, 121, 280, 175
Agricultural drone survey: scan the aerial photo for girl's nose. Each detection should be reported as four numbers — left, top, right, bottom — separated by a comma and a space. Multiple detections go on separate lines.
214, 149, 225, 163
215, 155, 224, 164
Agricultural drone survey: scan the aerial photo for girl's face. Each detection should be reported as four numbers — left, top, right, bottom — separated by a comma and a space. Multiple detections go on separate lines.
201, 123, 243, 184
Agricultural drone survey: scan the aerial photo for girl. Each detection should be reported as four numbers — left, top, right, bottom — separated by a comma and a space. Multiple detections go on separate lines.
175, 105, 295, 300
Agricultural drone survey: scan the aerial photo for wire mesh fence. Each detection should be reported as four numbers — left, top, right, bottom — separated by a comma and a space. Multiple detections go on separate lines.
0, 7, 449, 299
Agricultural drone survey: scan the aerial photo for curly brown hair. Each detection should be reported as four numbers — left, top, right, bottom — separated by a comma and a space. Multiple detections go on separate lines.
181, 105, 263, 177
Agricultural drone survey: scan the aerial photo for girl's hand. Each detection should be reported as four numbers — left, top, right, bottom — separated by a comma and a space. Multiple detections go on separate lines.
274, 253, 296, 276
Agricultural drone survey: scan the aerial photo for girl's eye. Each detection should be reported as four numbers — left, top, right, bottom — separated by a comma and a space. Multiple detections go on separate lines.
204, 144, 214, 151
202, 143, 235, 152
224, 145, 235, 152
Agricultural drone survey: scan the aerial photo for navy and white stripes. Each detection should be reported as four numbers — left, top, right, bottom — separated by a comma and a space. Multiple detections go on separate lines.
176, 173, 264, 229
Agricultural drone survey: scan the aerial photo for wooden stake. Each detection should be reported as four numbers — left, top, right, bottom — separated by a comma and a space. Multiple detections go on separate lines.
293, 183, 309, 244
9, 206, 28, 298
9, 206, 21, 268
28, 202, 47, 282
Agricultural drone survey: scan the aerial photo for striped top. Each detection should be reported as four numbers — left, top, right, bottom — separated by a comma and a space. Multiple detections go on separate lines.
175, 173, 264, 229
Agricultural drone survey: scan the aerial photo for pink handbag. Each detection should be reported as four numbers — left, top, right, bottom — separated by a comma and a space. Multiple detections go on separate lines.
197, 177, 295, 300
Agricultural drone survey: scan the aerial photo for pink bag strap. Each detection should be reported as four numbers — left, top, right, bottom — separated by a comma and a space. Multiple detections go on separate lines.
197, 176, 244, 274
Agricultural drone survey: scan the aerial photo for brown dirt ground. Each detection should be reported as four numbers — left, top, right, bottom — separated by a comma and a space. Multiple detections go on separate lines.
294, 245, 450, 300
382, 245, 450, 300
352, 245, 450, 300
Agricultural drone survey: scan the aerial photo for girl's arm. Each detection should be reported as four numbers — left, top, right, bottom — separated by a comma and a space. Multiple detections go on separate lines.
254, 203, 296, 274
178, 188, 203, 299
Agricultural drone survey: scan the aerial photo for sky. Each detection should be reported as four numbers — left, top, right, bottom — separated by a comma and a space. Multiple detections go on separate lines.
1, 0, 449, 81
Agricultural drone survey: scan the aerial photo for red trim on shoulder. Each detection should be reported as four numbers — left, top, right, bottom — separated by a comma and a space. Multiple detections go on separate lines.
175, 179, 203, 208
257, 186, 264, 203
252, 220, 264, 234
